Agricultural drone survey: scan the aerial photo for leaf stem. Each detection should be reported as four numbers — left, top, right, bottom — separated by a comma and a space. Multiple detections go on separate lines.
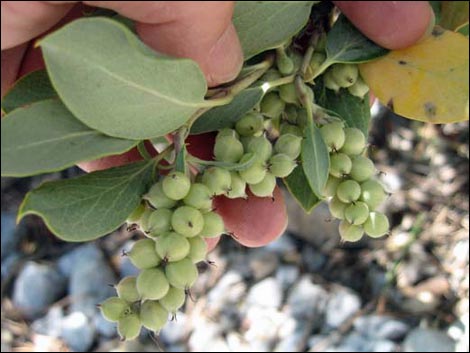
137, 141, 152, 161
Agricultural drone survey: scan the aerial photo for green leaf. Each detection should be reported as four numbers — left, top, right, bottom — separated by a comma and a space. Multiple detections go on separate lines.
314, 79, 371, 135
39, 17, 208, 140
191, 87, 264, 134
1, 100, 138, 177
283, 166, 321, 213
440, 1, 469, 30
456, 22, 469, 36
233, 1, 314, 59
429, 1, 442, 24
1, 70, 56, 114
325, 14, 388, 64
301, 119, 330, 198
18, 160, 155, 241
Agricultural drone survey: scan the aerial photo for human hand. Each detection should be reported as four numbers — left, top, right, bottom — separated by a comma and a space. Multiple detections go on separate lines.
1, 1, 434, 248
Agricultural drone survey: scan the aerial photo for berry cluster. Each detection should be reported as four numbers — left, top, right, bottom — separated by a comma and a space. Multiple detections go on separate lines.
320, 122, 390, 242
323, 63, 369, 98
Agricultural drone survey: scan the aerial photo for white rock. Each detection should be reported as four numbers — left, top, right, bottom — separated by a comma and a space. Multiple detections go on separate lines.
61, 311, 95, 352
246, 277, 282, 309
325, 287, 361, 329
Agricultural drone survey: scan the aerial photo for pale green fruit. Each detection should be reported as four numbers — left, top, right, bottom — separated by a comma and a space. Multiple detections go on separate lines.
280, 123, 303, 137
331, 64, 359, 88
283, 104, 298, 124
187, 236, 208, 263
140, 300, 168, 332
323, 69, 341, 92
201, 167, 231, 196
144, 182, 177, 209
155, 232, 190, 262
128, 239, 161, 269
350, 156, 375, 182
136, 268, 169, 300
328, 196, 348, 219
260, 69, 282, 83
268, 154, 296, 178
214, 135, 244, 163
126, 203, 146, 224
339, 220, 364, 242
235, 112, 264, 136
249, 173, 277, 197
147, 208, 173, 235
340, 128, 366, 155
276, 49, 295, 75
226, 172, 247, 199
260, 92, 285, 119
159, 287, 186, 313
183, 183, 213, 211
246, 135, 273, 162
360, 179, 387, 210
274, 134, 302, 159
344, 201, 370, 225
162, 171, 191, 200
239, 157, 267, 184
279, 82, 299, 104
320, 121, 345, 151
329, 153, 352, 178
117, 314, 141, 340
347, 76, 369, 98
200, 211, 225, 238
116, 276, 140, 302
216, 128, 239, 140
336, 180, 361, 203
323, 176, 341, 197
165, 258, 199, 289
171, 206, 204, 238
100, 297, 129, 322
363, 212, 389, 238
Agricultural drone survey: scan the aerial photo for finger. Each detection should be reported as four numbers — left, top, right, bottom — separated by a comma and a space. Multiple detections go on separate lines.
334, 1, 434, 49
83, 1, 243, 86
1, 1, 74, 50
205, 237, 220, 252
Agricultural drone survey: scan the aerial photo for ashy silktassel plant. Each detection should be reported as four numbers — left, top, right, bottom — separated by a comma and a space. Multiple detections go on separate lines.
1, 1, 468, 340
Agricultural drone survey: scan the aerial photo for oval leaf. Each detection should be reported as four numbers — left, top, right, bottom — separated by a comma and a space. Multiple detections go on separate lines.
39, 18, 207, 140
233, 1, 314, 59
1, 70, 56, 114
1, 100, 138, 177
301, 120, 330, 198
18, 160, 155, 241
191, 87, 264, 134
440, 1, 469, 31
360, 28, 469, 123
283, 166, 321, 213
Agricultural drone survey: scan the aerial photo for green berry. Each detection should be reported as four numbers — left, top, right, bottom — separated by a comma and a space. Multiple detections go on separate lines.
126, 203, 145, 224
159, 287, 186, 313
323, 69, 341, 92
116, 276, 140, 302
200, 211, 225, 238
280, 123, 303, 137
216, 128, 239, 140
183, 183, 213, 211
140, 300, 168, 332
226, 172, 247, 199
350, 155, 375, 182
155, 232, 190, 262
347, 76, 369, 98
336, 179, 361, 203
146, 208, 173, 235
283, 104, 298, 124
128, 239, 161, 269
260, 69, 282, 84
329, 153, 352, 178
323, 176, 341, 197
235, 112, 264, 136
187, 236, 208, 263
275, 134, 302, 159
276, 49, 295, 75
363, 212, 389, 238
214, 135, 244, 163
249, 173, 277, 197
340, 128, 366, 156
162, 171, 191, 200
295, 108, 309, 129
246, 135, 273, 162
328, 196, 348, 219
165, 258, 199, 289
331, 64, 358, 88
239, 157, 267, 184
279, 82, 299, 104
117, 314, 141, 341
261, 92, 286, 119
360, 179, 387, 210
100, 297, 129, 322
201, 167, 231, 196
171, 206, 204, 238
344, 201, 369, 225
339, 220, 364, 242
268, 154, 296, 178
144, 182, 177, 209
320, 122, 345, 151
137, 268, 169, 300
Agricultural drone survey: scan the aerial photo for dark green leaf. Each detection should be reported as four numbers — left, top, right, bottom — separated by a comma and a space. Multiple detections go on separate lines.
191, 88, 264, 134
301, 119, 330, 198
39, 18, 208, 140
325, 15, 388, 64
283, 166, 321, 213
457, 22, 469, 36
1, 100, 138, 177
233, 1, 314, 59
1, 70, 56, 113
18, 160, 155, 241
429, 1, 442, 24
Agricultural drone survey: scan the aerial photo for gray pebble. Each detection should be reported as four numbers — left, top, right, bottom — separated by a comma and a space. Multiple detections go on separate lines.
302, 246, 327, 272
249, 249, 279, 280
246, 277, 282, 309
57, 244, 103, 278
403, 328, 456, 352
31, 306, 64, 337
12, 261, 66, 319
61, 311, 95, 352
275, 265, 299, 291
286, 276, 328, 320
325, 287, 361, 329
1, 212, 19, 260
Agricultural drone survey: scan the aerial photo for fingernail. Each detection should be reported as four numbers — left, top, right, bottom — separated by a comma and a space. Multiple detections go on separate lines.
417, 8, 436, 43
207, 23, 243, 87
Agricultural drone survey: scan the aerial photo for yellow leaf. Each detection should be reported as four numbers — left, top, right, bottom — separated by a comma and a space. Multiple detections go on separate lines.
359, 27, 469, 124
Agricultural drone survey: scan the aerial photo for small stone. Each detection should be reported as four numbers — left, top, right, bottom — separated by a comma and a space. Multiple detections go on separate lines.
93, 312, 116, 338
302, 246, 327, 272
325, 287, 361, 329
160, 312, 187, 345
1, 253, 21, 279
188, 320, 222, 352
246, 277, 282, 309
207, 271, 246, 312
61, 311, 95, 352
341, 332, 370, 351
12, 261, 66, 319
1, 212, 19, 260
249, 250, 279, 280
286, 276, 328, 320
275, 265, 299, 291
57, 244, 103, 278
354, 315, 409, 341
403, 328, 456, 352
274, 331, 306, 352
31, 306, 64, 337
370, 339, 397, 352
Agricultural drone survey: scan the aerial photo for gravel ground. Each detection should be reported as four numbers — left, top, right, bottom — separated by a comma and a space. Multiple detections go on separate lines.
1, 108, 468, 352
